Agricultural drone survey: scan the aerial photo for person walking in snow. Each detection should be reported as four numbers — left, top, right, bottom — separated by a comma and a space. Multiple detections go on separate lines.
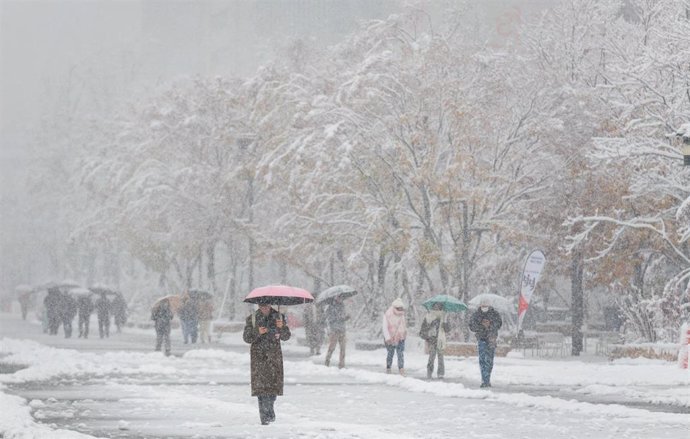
18, 291, 31, 320
179, 294, 199, 344
44, 287, 62, 335
77, 294, 94, 338
324, 295, 349, 368
382, 297, 407, 376
197, 297, 214, 344
243, 300, 291, 425
419, 302, 450, 379
111, 294, 128, 333
95, 292, 110, 338
469, 297, 503, 388
151, 298, 174, 356
60, 292, 77, 338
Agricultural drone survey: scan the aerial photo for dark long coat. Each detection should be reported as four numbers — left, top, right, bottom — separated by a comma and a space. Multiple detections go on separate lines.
243, 308, 291, 396
151, 301, 174, 332
77, 296, 94, 319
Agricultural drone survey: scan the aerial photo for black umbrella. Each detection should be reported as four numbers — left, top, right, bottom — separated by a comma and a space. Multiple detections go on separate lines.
188, 289, 213, 300
89, 286, 120, 297
315, 285, 357, 304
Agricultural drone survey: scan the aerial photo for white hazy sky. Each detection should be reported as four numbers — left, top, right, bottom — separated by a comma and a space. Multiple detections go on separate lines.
0, 0, 550, 190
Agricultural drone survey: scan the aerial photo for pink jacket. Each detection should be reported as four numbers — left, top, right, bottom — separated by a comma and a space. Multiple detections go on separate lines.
382, 306, 407, 345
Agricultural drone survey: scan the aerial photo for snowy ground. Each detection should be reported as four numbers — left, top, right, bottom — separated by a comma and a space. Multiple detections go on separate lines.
0, 313, 688, 439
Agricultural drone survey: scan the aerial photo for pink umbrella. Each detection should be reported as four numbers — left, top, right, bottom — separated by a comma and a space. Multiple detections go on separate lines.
243, 285, 314, 306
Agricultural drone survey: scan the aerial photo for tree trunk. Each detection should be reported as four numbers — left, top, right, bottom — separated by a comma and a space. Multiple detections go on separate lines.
207, 243, 217, 295
247, 175, 255, 292
313, 276, 322, 297
329, 255, 335, 285
86, 247, 96, 287
229, 261, 237, 319
376, 248, 387, 315
571, 249, 584, 355
197, 247, 203, 288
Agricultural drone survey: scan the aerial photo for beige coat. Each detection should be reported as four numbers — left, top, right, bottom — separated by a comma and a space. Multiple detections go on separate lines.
197, 299, 214, 320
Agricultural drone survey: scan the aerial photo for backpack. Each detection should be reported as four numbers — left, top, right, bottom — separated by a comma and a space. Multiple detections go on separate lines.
419, 319, 430, 340
419, 317, 441, 341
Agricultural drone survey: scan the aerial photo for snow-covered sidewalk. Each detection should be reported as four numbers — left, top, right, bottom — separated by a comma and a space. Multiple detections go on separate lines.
0, 319, 689, 438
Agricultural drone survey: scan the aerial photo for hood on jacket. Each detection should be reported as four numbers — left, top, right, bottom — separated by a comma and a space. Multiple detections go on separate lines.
391, 298, 406, 309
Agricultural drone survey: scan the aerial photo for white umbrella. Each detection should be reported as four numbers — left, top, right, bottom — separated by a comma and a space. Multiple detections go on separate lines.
468, 293, 513, 314
67, 287, 93, 298
315, 285, 357, 304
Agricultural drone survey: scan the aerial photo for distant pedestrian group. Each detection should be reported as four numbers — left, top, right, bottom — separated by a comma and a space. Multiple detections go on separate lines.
300, 292, 504, 389
42, 287, 127, 340
237, 285, 508, 426
149, 291, 215, 356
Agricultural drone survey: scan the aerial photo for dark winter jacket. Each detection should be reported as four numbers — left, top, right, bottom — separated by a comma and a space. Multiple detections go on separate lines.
151, 302, 174, 331
419, 315, 451, 343
111, 295, 128, 326
60, 294, 78, 321
44, 290, 61, 317
469, 307, 503, 342
77, 296, 94, 318
179, 299, 198, 322
243, 308, 291, 396
95, 296, 110, 319
325, 301, 348, 334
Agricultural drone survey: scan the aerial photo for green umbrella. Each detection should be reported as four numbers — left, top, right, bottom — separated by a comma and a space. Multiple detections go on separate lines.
422, 294, 468, 312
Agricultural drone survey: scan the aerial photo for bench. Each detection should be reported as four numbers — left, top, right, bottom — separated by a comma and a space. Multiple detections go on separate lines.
426, 342, 511, 357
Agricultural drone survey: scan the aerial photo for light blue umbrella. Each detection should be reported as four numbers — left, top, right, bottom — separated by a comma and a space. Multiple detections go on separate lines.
422, 294, 468, 312
315, 285, 357, 304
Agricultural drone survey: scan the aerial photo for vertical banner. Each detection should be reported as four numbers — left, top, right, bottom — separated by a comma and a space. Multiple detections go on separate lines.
679, 322, 689, 369
517, 250, 546, 332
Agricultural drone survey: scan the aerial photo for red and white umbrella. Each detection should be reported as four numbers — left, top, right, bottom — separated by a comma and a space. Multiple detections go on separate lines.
243, 285, 314, 306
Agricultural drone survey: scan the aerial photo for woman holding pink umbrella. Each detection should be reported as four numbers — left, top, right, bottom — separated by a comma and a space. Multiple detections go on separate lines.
242, 285, 312, 425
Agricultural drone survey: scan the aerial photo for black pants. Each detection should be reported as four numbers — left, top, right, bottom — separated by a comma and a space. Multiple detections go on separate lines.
48, 314, 60, 335
62, 318, 73, 338
98, 316, 110, 338
155, 325, 171, 355
257, 395, 276, 424
78, 314, 90, 338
